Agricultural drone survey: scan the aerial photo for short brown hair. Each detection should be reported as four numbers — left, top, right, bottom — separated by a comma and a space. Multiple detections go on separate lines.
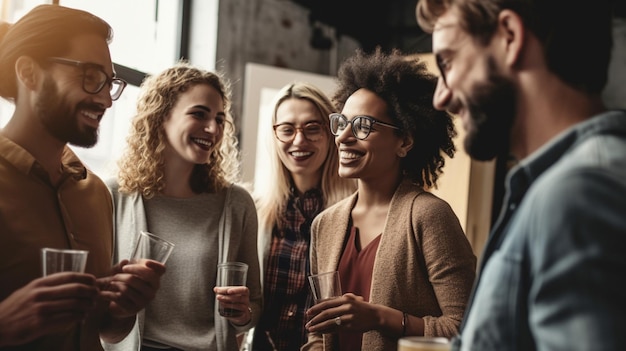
0, 4, 112, 100
416, 0, 613, 94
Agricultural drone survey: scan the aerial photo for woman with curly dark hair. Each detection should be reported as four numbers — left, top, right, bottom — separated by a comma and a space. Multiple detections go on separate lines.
303, 48, 476, 351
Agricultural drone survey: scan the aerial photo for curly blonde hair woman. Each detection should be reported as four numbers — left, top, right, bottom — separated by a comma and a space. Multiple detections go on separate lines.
104, 61, 261, 351
117, 61, 240, 197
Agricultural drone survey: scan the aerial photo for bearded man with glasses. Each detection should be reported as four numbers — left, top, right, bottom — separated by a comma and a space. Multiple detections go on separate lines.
417, 0, 626, 350
0, 5, 164, 351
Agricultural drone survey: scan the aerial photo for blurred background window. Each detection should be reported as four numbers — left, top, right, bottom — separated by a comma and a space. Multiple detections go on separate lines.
0, 0, 216, 178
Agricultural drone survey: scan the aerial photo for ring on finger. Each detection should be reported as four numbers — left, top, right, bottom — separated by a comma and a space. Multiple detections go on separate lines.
334, 316, 342, 326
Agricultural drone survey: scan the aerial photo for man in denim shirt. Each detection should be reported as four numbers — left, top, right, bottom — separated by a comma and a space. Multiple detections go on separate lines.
416, 0, 626, 350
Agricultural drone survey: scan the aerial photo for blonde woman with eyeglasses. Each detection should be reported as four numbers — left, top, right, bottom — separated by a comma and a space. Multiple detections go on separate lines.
248, 82, 355, 351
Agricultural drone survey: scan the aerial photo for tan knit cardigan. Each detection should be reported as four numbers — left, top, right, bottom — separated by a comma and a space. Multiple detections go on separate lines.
302, 179, 476, 350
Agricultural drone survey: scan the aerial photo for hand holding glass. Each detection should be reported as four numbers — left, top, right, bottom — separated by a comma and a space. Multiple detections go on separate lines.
216, 262, 248, 317
308, 271, 342, 303
130, 231, 175, 264
41, 248, 89, 276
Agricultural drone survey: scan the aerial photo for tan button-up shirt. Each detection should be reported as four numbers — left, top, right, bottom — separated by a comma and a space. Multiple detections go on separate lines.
0, 134, 113, 351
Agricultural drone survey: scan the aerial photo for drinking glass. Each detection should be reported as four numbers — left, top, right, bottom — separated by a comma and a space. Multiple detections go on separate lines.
41, 247, 88, 276
398, 337, 451, 351
308, 271, 342, 303
130, 231, 175, 264
216, 262, 249, 317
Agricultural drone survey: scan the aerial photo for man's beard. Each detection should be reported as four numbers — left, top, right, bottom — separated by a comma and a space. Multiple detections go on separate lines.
463, 59, 516, 161
36, 77, 99, 148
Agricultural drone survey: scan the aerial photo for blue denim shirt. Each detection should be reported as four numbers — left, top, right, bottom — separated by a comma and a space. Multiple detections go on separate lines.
454, 110, 626, 351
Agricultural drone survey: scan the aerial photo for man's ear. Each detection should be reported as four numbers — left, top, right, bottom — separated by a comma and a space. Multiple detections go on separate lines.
498, 9, 525, 68
15, 56, 40, 90
397, 134, 414, 158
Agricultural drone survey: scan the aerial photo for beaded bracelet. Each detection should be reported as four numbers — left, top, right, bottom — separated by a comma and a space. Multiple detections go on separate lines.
402, 312, 408, 336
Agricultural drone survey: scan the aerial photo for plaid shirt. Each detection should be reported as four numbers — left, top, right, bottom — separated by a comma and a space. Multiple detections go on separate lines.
253, 188, 323, 351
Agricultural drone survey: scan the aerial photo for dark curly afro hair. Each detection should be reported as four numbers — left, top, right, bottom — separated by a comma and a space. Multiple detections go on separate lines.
332, 47, 457, 188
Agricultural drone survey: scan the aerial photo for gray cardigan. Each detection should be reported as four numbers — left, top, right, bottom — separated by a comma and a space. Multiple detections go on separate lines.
102, 179, 262, 351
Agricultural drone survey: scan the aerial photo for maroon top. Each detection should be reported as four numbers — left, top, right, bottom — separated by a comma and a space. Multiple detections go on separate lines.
337, 225, 381, 350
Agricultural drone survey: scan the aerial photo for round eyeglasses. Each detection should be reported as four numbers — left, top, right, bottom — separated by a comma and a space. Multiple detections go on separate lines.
273, 122, 325, 143
47, 57, 127, 101
329, 113, 400, 140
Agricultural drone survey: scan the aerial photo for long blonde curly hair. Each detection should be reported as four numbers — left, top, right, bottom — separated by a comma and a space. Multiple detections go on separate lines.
117, 61, 240, 197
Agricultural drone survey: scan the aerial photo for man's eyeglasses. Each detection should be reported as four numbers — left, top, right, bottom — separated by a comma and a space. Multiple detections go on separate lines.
47, 57, 127, 101
329, 113, 400, 140
273, 122, 325, 143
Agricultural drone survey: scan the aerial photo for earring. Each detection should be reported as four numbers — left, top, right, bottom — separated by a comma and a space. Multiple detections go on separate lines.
398, 150, 406, 158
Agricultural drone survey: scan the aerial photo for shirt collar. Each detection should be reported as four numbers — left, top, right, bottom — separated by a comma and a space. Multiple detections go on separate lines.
0, 134, 87, 182
507, 110, 626, 200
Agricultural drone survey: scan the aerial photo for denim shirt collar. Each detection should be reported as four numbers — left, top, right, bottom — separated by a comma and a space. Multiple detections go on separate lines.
487, 110, 626, 268
510, 109, 626, 200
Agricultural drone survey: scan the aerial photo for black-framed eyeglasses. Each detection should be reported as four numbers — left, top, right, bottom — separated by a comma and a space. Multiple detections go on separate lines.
329, 113, 400, 140
273, 122, 325, 143
47, 57, 127, 101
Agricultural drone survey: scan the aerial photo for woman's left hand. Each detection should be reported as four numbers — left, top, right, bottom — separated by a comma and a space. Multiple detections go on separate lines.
305, 293, 380, 334
214, 286, 251, 326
